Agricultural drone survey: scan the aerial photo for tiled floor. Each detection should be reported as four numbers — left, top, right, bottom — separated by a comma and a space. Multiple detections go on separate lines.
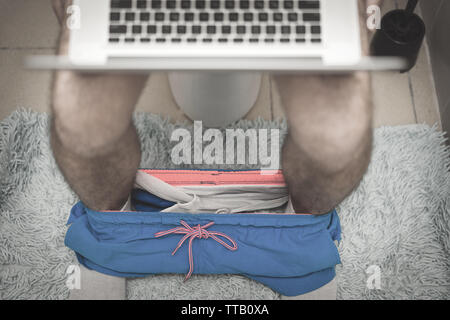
0, 0, 442, 129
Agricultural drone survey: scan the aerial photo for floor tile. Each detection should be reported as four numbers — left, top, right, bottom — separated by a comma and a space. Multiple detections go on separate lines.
0, 49, 53, 121
441, 99, 450, 137
0, 0, 59, 48
372, 71, 416, 127
409, 43, 442, 129
383, 0, 398, 12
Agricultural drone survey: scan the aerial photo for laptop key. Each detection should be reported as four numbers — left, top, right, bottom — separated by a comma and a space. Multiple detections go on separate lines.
251, 26, 261, 34
199, 12, 209, 21
273, 13, 283, 22
184, 12, 194, 21
170, 12, 180, 21
311, 25, 321, 34
207, 25, 216, 34
214, 12, 224, 21
281, 26, 291, 34
269, 1, 279, 9
284, 1, 294, 9
110, 25, 127, 34
229, 12, 238, 21
303, 13, 321, 22
255, 1, 264, 9
147, 25, 157, 34
258, 12, 268, 21
140, 12, 150, 21
196, 0, 206, 9
236, 25, 246, 34
132, 25, 142, 34
298, 1, 320, 9
225, 1, 235, 9
177, 25, 187, 34
110, 12, 120, 21
166, 1, 176, 9
151, 1, 162, 9
266, 25, 275, 34
181, 0, 191, 9
296, 25, 306, 34
162, 25, 172, 34
211, 1, 220, 9
137, 0, 147, 8
125, 12, 135, 21
244, 12, 253, 21
240, 1, 250, 9
111, 0, 132, 9
222, 25, 231, 34
288, 13, 298, 21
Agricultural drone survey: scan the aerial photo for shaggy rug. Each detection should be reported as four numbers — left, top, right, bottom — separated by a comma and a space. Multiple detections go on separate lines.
0, 109, 449, 300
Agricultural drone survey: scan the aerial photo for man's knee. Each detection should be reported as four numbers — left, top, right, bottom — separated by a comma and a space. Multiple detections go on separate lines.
51, 74, 135, 157
51, 116, 137, 160
50, 111, 135, 159
288, 105, 373, 174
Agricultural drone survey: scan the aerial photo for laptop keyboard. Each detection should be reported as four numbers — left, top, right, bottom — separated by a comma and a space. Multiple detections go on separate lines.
109, 0, 322, 45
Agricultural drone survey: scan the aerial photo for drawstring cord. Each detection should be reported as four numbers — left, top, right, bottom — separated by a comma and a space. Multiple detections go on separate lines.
154, 220, 238, 281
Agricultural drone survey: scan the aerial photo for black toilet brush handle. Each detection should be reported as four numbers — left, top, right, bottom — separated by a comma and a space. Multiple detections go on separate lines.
405, 0, 419, 16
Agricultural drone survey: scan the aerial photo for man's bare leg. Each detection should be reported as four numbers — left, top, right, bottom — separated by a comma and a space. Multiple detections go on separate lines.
274, 0, 374, 215
275, 0, 377, 300
51, 0, 147, 211
51, 1, 147, 299
276, 72, 372, 215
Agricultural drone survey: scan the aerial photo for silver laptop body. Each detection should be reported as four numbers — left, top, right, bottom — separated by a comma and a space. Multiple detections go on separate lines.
26, 0, 407, 71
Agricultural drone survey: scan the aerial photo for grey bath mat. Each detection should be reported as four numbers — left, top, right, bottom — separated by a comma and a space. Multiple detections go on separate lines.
0, 109, 449, 299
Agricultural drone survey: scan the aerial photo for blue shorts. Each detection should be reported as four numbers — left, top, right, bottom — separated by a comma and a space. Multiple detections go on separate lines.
65, 170, 342, 296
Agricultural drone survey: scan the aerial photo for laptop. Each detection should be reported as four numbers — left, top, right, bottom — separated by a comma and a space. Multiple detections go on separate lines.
26, 0, 407, 71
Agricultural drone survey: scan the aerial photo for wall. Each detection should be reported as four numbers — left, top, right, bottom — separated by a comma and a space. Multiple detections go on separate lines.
420, 0, 450, 136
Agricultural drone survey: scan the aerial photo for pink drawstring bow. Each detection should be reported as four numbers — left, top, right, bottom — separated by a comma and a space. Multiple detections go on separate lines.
154, 220, 238, 281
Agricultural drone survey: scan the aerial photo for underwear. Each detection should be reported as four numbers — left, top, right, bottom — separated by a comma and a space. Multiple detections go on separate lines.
65, 169, 341, 296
